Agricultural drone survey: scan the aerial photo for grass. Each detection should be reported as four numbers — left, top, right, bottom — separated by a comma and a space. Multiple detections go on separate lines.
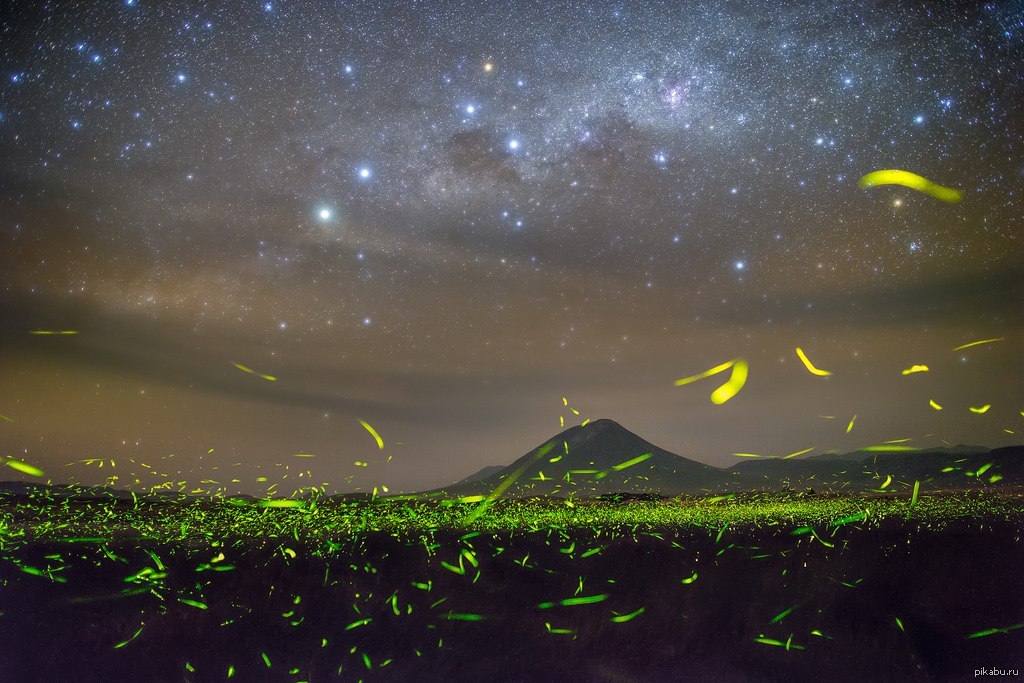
2, 489, 1021, 544
1, 490, 1021, 681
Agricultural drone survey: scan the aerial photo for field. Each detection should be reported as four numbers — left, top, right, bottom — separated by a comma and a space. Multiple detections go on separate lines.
2, 491, 1022, 682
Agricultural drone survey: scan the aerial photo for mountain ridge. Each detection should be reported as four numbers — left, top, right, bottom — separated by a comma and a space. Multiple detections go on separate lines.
435, 419, 1023, 498
432, 418, 726, 497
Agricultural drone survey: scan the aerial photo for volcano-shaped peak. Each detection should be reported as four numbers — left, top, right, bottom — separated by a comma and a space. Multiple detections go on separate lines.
555, 418, 635, 446
438, 417, 724, 497
554, 419, 661, 463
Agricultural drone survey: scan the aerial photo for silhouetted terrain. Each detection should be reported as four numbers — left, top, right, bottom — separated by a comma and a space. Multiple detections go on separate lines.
1, 496, 1021, 682
5, 420, 1019, 504
434, 419, 727, 497
2, 420, 1021, 681
435, 419, 1024, 498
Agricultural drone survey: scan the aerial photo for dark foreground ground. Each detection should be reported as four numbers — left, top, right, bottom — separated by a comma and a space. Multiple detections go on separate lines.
1, 493, 1022, 682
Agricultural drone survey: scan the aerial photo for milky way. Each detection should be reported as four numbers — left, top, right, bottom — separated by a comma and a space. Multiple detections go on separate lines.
0, 1, 1021, 493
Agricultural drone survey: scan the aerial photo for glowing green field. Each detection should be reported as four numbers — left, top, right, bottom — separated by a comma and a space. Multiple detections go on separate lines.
2, 490, 1022, 542
1, 492, 1022, 681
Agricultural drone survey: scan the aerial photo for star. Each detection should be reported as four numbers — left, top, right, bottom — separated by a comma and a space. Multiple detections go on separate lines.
0, 0, 1017, 497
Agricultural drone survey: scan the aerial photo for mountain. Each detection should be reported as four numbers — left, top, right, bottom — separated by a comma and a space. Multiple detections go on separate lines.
433, 420, 1024, 499
435, 418, 726, 497
804, 444, 990, 462
724, 445, 1024, 492
3, 430, 1019, 503
0, 481, 138, 501
453, 465, 506, 486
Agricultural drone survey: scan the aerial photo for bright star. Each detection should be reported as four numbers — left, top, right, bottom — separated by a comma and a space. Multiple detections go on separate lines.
318, 208, 332, 220
508, 139, 520, 151
735, 261, 745, 270
358, 166, 371, 179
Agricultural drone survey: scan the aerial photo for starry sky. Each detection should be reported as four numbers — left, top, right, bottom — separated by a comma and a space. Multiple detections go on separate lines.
0, 1, 1021, 495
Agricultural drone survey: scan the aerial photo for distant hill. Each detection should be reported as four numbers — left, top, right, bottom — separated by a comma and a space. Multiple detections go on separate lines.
725, 446, 1024, 492
433, 420, 1023, 498
0, 481, 138, 502
3, 428, 1019, 503
805, 444, 990, 462
453, 465, 506, 486
433, 418, 724, 497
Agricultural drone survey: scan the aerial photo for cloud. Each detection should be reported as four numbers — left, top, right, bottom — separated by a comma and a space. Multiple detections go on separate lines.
445, 128, 522, 184
709, 266, 1024, 327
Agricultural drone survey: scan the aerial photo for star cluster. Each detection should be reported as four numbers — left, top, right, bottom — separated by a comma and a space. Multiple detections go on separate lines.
0, 1, 1021, 492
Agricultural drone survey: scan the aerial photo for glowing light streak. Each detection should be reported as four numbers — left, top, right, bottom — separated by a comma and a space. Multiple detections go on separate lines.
5, 458, 44, 477
952, 338, 1003, 351
359, 420, 385, 448
231, 361, 276, 381
673, 360, 735, 386
610, 607, 646, 623
710, 359, 748, 404
612, 453, 652, 470
858, 169, 962, 203
795, 347, 831, 376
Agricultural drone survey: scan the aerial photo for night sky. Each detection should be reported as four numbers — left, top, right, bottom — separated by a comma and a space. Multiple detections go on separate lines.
1, 1, 1021, 495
